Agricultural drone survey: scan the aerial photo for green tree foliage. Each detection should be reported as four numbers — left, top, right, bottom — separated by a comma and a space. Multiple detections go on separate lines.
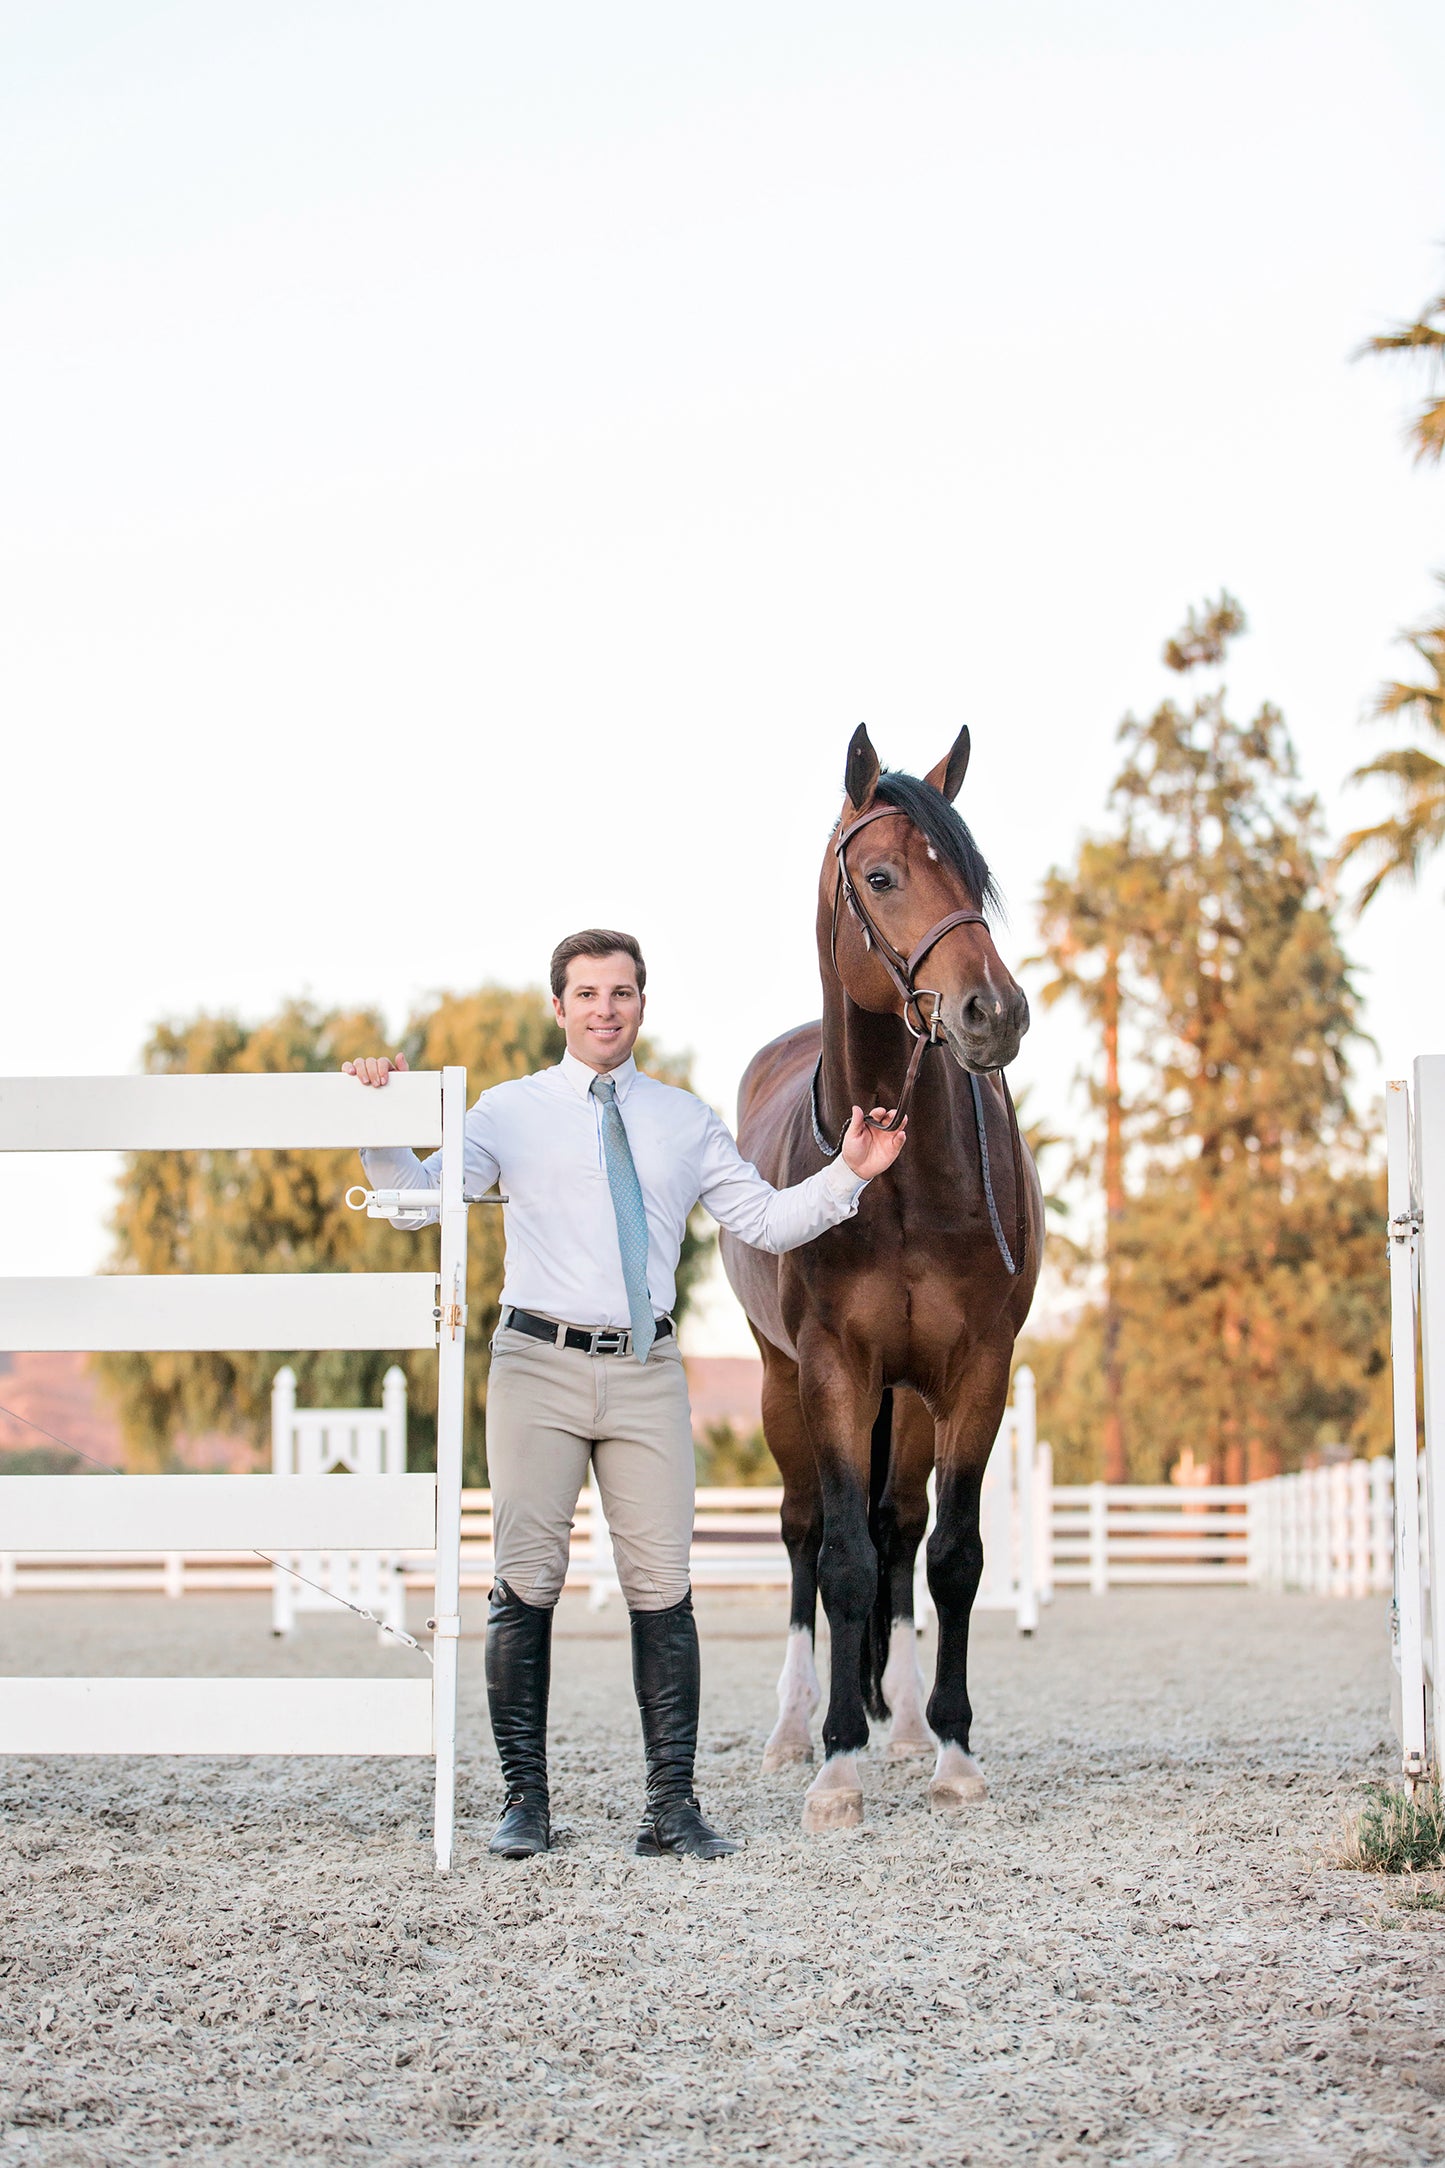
1027, 600, 1389, 1483
1339, 576, 1445, 907
693, 1421, 779, 1487
1357, 281, 1445, 467
96, 993, 713, 1482
1339, 273, 1445, 906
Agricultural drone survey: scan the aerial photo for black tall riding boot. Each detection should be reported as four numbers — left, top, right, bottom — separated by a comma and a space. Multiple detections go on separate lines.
631, 1591, 739, 1859
485, 1581, 552, 1858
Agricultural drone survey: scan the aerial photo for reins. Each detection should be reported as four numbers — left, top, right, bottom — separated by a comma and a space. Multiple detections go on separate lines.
815, 801, 1028, 1278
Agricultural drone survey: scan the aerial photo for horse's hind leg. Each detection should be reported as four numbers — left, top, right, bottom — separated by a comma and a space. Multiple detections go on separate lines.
877, 1388, 935, 1760
754, 1337, 823, 1775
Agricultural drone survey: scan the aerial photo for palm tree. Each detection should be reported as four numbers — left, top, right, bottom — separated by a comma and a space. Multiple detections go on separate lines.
1339, 579, 1445, 908
1340, 271, 1445, 909
1357, 286, 1445, 465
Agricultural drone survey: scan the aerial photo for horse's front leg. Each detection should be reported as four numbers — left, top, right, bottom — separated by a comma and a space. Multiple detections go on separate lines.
877, 1387, 935, 1760
797, 1336, 878, 1834
926, 1350, 1012, 1812
754, 1337, 823, 1774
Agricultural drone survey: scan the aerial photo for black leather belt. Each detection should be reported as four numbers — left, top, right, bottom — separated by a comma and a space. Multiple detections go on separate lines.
500, 1306, 674, 1358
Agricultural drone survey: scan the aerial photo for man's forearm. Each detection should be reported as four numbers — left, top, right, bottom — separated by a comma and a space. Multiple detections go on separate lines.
750, 1158, 868, 1253
358, 1145, 440, 1228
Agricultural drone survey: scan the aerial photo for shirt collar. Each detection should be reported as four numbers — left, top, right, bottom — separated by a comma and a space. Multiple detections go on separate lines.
559, 1049, 639, 1102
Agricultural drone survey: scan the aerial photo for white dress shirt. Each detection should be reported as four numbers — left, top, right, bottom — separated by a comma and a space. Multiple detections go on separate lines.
359, 1050, 868, 1330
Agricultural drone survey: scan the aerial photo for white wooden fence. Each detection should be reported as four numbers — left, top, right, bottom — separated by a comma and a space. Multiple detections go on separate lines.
269, 1363, 409, 1641
0, 1071, 470, 1872
8, 1396, 1395, 1612
3, 1468, 1395, 1607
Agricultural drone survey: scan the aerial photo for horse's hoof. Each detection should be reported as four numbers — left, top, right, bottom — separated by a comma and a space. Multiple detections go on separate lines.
801, 1788, 864, 1833
929, 1772, 988, 1812
760, 1738, 813, 1774
886, 1734, 935, 1761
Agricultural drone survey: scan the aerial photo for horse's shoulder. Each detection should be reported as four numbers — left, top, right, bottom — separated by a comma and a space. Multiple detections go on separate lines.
738, 1021, 821, 1107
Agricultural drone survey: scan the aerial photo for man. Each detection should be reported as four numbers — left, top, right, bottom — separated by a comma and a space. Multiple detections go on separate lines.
344, 929, 906, 1861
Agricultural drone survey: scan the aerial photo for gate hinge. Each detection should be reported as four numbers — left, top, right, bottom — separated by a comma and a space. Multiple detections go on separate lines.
434, 1276, 467, 1340
1390, 1210, 1421, 1245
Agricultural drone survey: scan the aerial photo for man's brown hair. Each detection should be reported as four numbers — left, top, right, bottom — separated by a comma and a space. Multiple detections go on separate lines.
549, 929, 647, 1001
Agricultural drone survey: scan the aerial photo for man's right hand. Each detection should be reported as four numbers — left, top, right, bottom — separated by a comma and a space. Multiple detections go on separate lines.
342, 1054, 410, 1088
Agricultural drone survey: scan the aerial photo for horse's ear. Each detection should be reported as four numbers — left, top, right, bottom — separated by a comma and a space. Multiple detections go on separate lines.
924, 724, 971, 802
844, 724, 881, 813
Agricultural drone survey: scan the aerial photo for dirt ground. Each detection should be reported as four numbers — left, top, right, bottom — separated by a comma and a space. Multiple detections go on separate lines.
0, 1587, 1441, 2167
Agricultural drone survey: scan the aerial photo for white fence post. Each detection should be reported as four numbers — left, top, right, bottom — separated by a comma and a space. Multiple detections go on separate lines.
1311, 1469, 1326, 1592
270, 1366, 298, 1636
1420, 1057, 1445, 1769
1013, 1367, 1038, 1634
430, 1065, 468, 1875
382, 1365, 407, 1477
1246, 1478, 1268, 1589
1348, 1460, 1370, 1601
1088, 1482, 1108, 1596
380, 1364, 409, 1637
1369, 1456, 1393, 1596
1387, 1073, 1426, 1783
1034, 1441, 1054, 1605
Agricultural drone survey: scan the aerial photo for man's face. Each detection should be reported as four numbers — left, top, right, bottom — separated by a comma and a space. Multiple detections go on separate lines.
552, 952, 645, 1073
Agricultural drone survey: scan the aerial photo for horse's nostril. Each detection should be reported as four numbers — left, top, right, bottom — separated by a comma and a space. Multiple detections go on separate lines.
965, 992, 1003, 1029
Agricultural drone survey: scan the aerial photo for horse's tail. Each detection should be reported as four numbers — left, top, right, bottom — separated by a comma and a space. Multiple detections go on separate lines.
861, 1387, 894, 1724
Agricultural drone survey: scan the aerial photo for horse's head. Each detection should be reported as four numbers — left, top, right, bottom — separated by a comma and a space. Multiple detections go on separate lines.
821, 723, 1029, 1073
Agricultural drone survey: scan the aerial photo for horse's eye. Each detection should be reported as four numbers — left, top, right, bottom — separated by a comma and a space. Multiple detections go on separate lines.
866, 870, 893, 892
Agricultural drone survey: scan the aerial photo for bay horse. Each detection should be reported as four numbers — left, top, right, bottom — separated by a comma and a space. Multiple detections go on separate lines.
721, 723, 1041, 1831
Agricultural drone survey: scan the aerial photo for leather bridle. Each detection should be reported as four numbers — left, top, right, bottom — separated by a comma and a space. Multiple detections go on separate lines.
815, 799, 1028, 1278
828, 803, 989, 1133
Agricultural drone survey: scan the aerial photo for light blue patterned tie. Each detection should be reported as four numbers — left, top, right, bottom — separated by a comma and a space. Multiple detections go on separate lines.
590, 1074, 655, 1362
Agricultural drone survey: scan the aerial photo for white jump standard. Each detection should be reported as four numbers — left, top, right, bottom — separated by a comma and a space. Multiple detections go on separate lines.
1385, 1061, 1444, 1789
0, 1068, 470, 1873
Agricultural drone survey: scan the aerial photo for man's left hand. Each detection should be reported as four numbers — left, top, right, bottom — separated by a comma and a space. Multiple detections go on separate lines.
840, 1106, 908, 1181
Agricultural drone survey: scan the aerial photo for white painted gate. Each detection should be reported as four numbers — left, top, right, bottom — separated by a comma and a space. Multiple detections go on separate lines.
0, 1070, 469, 1870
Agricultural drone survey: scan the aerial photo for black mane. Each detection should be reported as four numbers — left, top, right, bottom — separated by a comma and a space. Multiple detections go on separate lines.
871, 769, 1002, 920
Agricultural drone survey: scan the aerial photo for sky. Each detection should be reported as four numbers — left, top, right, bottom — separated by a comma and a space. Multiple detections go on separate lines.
2, 0, 1442, 1353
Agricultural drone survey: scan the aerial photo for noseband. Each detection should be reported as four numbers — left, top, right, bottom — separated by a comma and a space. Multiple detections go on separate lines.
814, 799, 1027, 1277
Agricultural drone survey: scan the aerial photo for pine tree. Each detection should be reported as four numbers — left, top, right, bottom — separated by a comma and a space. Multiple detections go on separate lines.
1030, 599, 1388, 1481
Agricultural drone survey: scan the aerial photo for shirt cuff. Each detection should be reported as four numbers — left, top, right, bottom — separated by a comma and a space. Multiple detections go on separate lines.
822, 1155, 869, 1204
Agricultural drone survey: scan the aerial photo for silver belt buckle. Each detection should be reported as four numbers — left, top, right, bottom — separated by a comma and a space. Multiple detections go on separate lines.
592, 1327, 627, 1356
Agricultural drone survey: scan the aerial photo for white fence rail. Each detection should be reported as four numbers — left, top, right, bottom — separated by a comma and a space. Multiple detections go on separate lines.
0, 1069, 469, 1872
5, 1464, 1397, 1603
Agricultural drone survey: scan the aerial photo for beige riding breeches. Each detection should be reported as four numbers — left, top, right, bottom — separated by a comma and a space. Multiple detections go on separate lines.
484, 1325, 695, 1612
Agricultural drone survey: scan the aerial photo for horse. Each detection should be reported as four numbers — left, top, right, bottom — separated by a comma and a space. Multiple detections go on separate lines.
720, 722, 1042, 1831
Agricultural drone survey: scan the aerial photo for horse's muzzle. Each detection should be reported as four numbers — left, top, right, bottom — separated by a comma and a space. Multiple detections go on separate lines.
939, 986, 1029, 1074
